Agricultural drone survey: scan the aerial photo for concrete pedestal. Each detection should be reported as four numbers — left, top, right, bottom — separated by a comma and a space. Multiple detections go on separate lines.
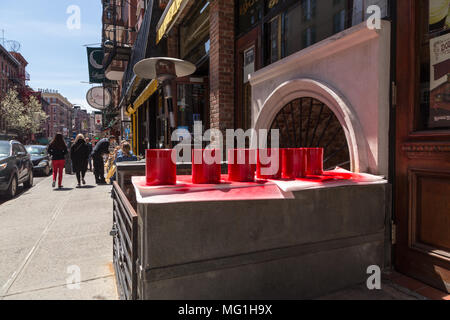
134, 183, 391, 300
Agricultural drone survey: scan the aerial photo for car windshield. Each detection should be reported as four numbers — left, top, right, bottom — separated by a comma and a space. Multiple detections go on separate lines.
26, 146, 46, 156
0, 142, 10, 157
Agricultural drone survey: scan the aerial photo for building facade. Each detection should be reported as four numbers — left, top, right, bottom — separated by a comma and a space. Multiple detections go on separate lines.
72, 106, 92, 138
40, 89, 74, 141
103, 0, 450, 293
0, 43, 32, 140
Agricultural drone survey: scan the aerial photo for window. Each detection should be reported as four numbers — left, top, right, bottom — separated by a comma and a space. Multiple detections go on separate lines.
268, 15, 281, 64
418, 0, 450, 129
12, 144, 21, 156
302, 0, 316, 21
302, 26, 316, 48
176, 82, 208, 134
333, 9, 346, 33
265, 0, 389, 66
284, 3, 302, 57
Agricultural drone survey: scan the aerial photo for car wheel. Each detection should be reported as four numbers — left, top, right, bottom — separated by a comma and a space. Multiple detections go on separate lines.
24, 170, 33, 189
7, 175, 18, 199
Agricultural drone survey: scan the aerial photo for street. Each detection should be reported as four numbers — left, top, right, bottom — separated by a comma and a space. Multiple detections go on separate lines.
0, 172, 117, 300
0, 175, 47, 206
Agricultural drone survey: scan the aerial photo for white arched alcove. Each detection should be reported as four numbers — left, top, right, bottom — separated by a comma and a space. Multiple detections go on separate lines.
248, 21, 391, 176
252, 78, 369, 173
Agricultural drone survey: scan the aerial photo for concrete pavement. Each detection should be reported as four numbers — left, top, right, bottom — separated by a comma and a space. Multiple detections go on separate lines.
0, 171, 117, 300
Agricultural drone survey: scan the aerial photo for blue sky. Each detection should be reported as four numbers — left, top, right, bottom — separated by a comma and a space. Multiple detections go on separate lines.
0, 0, 102, 113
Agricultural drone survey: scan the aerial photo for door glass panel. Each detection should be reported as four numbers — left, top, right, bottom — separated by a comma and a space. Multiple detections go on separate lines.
242, 47, 255, 131
419, 0, 450, 129
177, 82, 207, 134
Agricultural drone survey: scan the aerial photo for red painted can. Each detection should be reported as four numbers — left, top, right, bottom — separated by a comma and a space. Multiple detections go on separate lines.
192, 149, 222, 184
228, 149, 257, 182
306, 148, 324, 175
257, 149, 282, 179
282, 148, 307, 179
146, 149, 177, 186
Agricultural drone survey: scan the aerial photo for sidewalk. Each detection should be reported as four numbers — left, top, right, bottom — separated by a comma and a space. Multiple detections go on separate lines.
0, 172, 117, 300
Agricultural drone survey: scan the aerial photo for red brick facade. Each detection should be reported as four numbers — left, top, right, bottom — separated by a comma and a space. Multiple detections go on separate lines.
209, 0, 235, 132
167, 26, 179, 58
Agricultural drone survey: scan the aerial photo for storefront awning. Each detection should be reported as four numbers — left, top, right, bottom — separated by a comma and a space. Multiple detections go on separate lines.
156, 0, 191, 44
126, 79, 158, 115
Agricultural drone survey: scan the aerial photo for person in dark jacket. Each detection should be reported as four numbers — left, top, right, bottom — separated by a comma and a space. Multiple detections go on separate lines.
71, 134, 90, 187
85, 138, 93, 172
92, 135, 116, 184
47, 133, 68, 189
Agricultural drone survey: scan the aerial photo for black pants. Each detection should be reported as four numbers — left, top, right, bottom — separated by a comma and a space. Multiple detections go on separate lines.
93, 155, 105, 182
75, 169, 87, 184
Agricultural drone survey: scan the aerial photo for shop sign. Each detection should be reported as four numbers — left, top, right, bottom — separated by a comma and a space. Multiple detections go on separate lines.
238, 0, 263, 34
95, 113, 103, 126
157, 0, 187, 44
429, 0, 450, 128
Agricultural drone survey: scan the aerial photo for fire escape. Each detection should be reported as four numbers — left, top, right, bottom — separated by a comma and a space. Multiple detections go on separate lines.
102, 0, 139, 130
102, 0, 135, 83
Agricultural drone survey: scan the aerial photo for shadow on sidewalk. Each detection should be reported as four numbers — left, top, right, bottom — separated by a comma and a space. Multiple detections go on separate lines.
54, 188, 74, 192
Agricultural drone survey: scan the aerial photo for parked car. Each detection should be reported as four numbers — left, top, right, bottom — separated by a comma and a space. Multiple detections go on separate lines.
0, 140, 34, 198
26, 145, 52, 176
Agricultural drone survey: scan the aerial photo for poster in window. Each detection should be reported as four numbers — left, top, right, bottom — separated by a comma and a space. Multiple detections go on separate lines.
430, 32, 450, 128
243, 47, 255, 84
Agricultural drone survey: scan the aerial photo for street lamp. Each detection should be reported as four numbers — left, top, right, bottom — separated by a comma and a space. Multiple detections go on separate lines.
133, 58, 196, 129
104, 39, 114, 49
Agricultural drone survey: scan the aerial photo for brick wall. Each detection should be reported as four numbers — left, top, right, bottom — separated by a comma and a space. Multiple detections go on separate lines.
209, 0, 235, 133
167, 26, 179, 58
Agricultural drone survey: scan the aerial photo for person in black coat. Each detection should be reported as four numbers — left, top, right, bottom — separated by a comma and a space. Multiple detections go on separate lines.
92, 135, 116, 184
71, 134, 90, 187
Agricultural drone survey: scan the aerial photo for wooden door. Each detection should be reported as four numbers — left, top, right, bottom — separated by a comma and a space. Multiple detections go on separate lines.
395, 0, 450, 293
236, 26, 261, 130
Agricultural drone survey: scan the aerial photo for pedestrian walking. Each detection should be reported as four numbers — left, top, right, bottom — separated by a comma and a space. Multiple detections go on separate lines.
47, 133, 68, 189
85, 137, 93, 172
71, 134, 90, 188
92, 135, 116, 184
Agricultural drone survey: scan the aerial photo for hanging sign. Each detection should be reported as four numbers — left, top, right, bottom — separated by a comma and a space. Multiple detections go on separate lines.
86, 86, 111, 110
87, 47, 105, 83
